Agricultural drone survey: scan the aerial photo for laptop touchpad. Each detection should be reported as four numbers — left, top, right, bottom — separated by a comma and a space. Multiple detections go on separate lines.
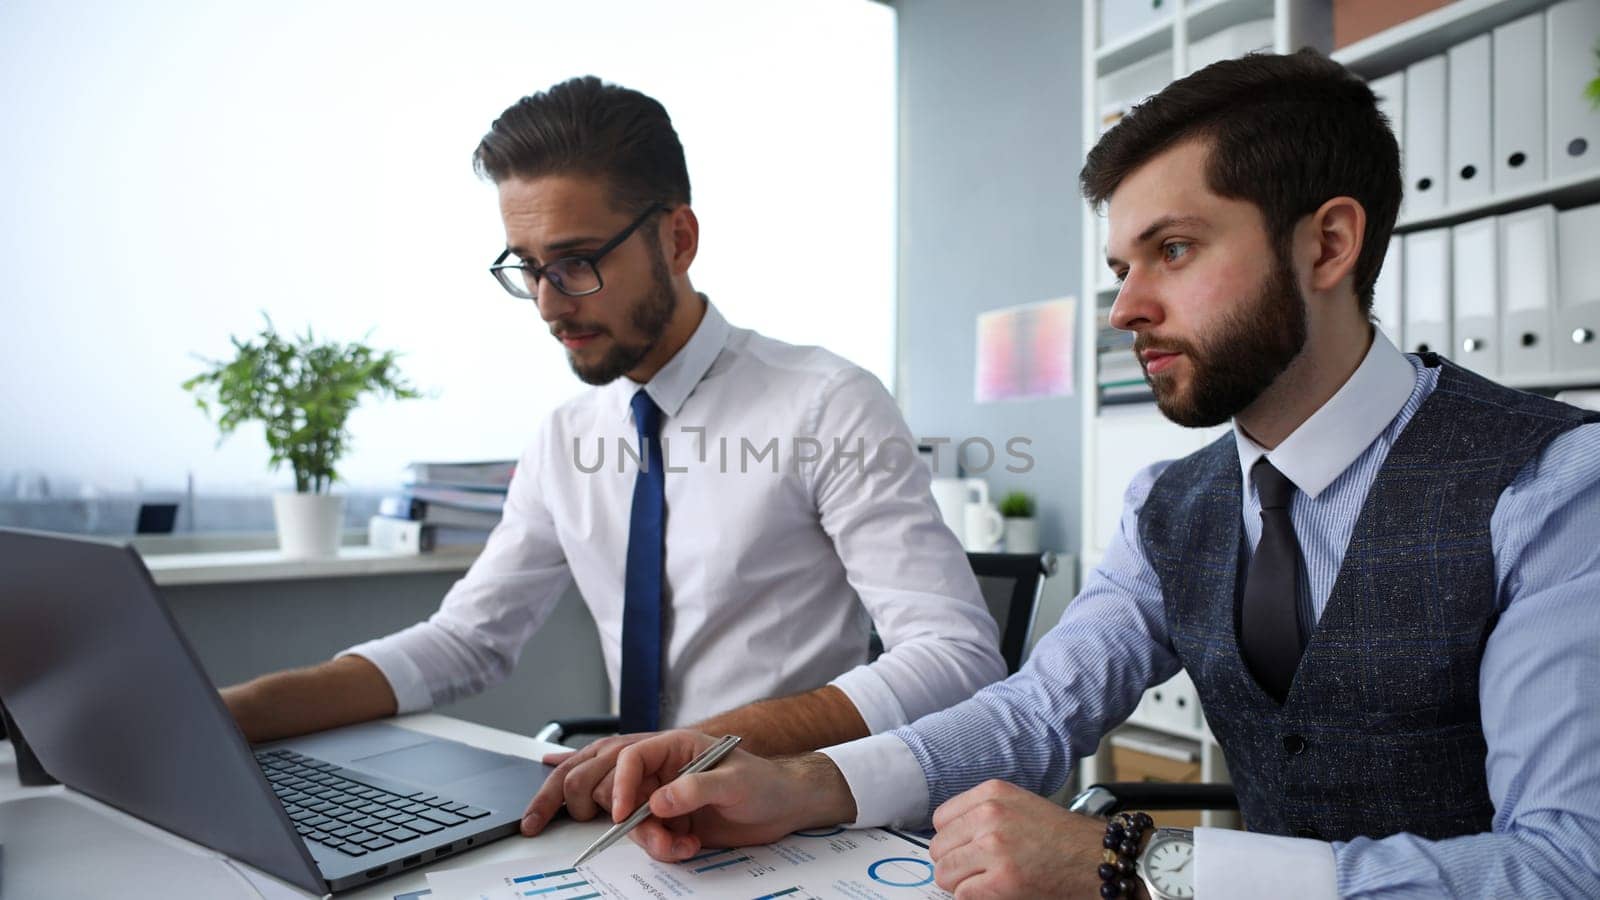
352, 740, 524, 784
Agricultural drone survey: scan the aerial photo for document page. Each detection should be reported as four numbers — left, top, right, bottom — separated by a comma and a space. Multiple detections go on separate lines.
425, 827, 952, 900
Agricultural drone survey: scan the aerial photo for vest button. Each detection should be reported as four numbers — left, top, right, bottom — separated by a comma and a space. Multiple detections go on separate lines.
1295, 827, 1323, 840
1283, 734, 1307, 755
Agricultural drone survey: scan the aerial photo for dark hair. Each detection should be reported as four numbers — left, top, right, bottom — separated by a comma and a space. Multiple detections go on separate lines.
1080, 49, 1401, 312
473, 76, 691, 214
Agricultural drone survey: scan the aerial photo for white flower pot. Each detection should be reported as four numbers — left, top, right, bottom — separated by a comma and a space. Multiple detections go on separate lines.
272, 492, 344, 559
1003, 517, 1039, 554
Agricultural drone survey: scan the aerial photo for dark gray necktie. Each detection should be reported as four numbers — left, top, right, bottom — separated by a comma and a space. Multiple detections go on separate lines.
1240, 458, 1306, 703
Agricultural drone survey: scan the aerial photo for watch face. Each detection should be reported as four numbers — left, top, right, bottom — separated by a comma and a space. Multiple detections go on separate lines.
1143, 833, 1195, 899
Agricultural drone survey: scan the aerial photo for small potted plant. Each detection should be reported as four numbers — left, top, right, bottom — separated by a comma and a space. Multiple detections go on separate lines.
183, 315, 420, 558
999, 490, 1039, 554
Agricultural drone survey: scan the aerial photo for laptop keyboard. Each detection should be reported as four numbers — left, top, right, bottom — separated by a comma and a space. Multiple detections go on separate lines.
255, 748, 491, 858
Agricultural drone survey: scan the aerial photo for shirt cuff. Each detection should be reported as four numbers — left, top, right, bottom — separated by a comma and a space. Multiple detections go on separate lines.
828, 663, 909, 734
339, 640, 432, 715
1195, 827, 1337, 900
818, 733, 929, 829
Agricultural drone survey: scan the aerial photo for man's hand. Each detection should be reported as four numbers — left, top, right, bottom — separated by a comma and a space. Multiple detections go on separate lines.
522, 685, 870, 836
929, 780, 1139, 899
520, 732, 655, 835
610, 730, 857, 861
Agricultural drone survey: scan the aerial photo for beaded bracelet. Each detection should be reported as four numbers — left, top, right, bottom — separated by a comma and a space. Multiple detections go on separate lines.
1097, 810, 1153, 899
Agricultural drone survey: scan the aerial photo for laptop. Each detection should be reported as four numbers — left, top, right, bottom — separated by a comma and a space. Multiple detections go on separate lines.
0, 527, 553, 894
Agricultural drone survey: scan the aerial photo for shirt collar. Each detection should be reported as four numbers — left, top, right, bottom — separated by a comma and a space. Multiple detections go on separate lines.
1234, 329, 1416, 499
617, 295, 729, 424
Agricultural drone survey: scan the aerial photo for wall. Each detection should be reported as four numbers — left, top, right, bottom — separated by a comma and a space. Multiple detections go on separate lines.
894, 0, 1085, 551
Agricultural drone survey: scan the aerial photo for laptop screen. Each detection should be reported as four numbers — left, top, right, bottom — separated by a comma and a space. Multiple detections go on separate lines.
0, 528, 325, 894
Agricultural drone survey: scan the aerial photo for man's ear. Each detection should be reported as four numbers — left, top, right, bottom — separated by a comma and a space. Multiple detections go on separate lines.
1303, 196, 1365, 295
663, 205, 699, 276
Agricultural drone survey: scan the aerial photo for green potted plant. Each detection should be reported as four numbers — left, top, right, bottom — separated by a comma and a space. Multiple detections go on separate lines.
998, 490, 1039, 554
183, 316, 420, 558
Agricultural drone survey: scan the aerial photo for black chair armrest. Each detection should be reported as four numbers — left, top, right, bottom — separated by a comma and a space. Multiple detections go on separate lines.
1068, 782, 1239, 817
535, 715, 621, 745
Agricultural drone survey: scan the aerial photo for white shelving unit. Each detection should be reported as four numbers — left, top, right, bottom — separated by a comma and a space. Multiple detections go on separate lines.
1073, 0, 1600, 828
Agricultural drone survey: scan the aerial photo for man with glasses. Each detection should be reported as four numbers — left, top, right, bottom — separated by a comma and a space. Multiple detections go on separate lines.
221, 76, 1004, 839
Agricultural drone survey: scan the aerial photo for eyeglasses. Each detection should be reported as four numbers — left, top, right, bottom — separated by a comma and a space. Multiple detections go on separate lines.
489, 203, 666, 300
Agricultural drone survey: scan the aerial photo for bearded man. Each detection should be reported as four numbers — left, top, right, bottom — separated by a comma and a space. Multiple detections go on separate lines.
606, 50, 1600, 900
221, 76, 1004, 840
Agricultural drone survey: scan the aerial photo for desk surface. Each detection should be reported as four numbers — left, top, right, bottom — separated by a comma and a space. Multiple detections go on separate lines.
0, 713, 606, 899
143, 547, 482, 587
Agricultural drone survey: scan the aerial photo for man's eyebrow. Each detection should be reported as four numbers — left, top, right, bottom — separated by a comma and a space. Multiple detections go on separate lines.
1105, 214, 1213, 268
1136, 214, 1211, 244
506, 235, 603, 260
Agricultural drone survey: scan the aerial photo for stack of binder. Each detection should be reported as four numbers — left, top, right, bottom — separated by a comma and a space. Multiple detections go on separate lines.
1392, 197, 1600, 383
370, 460, 516, 552
1368, 1, 1600, 226
1096, 308, 1151, 406
1362, 0, 1600, 387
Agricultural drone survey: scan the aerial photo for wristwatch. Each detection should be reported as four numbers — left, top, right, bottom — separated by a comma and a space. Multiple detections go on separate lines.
1136, 827, 1195, 899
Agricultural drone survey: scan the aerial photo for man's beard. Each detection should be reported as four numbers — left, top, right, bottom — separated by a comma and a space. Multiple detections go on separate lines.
1137, 252, 1308, 428
562, 245, 678, 386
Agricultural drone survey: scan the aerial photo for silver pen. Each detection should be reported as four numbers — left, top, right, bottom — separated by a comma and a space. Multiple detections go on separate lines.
570, 734, 742, 867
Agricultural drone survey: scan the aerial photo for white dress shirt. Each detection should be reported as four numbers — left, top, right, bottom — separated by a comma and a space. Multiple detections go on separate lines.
823, 331, 1600, 898
345, 300, 1004, 731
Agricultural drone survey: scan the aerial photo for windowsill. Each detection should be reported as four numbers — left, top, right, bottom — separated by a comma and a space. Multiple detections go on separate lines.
142, 544, 483, 587
129, 529, 369, 556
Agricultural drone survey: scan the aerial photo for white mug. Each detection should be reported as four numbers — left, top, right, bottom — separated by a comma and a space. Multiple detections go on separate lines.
930, 477, 989, 545
963, 500, 1005, 552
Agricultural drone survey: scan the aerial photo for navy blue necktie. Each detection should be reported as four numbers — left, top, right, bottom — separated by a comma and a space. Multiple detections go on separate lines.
620, 389, 666, 733
1240, 458, 1306, 704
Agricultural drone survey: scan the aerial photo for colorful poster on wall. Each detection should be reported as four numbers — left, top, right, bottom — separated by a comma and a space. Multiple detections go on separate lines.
974, 296, 1076, 403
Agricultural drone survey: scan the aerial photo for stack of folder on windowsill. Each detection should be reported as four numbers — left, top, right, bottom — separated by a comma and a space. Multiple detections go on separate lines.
369, 460, 516, 553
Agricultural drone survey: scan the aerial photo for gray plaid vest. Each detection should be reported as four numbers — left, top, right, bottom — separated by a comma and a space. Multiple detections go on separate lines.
1138, 355, 1597, 841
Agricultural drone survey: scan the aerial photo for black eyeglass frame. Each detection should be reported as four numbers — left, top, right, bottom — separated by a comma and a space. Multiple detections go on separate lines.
489, 202, 667, 299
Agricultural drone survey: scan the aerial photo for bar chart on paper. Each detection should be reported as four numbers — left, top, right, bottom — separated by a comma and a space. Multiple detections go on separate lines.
504, 867, 599, 899
425, 828, 952, 900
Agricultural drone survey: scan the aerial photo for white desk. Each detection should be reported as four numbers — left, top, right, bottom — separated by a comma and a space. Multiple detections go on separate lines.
0, 714, 609, 899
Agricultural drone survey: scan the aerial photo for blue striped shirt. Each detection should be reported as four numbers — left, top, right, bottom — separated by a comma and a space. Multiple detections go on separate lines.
822, 334, 1600, 898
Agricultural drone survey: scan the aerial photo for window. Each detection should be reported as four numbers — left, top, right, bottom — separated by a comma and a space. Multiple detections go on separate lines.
0, 0, 896, 534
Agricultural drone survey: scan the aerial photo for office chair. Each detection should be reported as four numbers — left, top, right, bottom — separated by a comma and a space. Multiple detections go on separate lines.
1066, 705, 1239, 821
966, 551, 1057, 675
1068, 781, 1238, 817
534, 551, 1058, 745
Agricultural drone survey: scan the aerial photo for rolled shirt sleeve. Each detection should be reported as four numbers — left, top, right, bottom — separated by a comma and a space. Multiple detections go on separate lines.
338, 425, 575, 711
806, 369, 1007, 731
